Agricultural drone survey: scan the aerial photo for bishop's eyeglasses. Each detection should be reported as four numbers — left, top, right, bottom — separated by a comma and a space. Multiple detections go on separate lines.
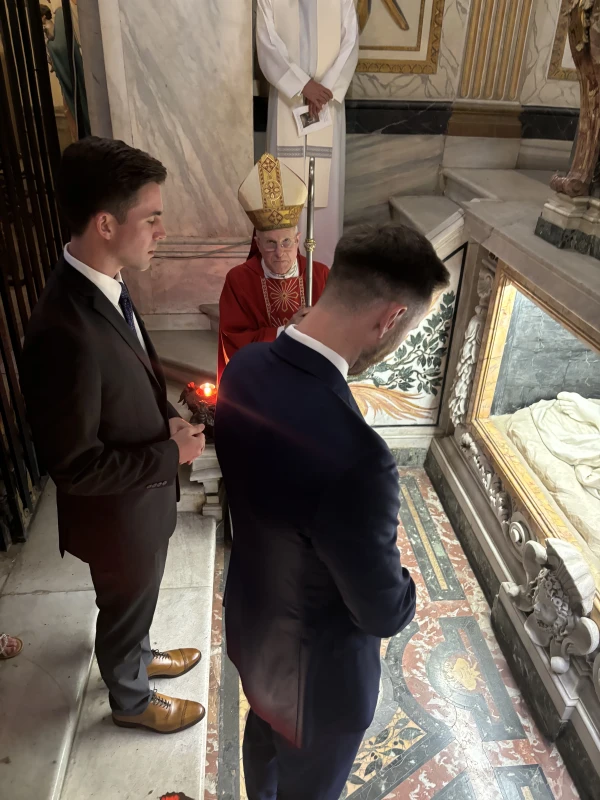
262, 237, 297, 252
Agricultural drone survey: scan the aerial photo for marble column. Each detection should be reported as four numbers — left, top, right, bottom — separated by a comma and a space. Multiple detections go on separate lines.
445, 0, 535, 169
85, 0, 254, 317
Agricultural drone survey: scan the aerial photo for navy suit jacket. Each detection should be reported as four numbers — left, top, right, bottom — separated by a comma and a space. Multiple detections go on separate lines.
215, 333, 416, 748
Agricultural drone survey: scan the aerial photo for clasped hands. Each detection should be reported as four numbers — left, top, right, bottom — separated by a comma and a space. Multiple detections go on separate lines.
170, 417, 205, 464
303, 79, 333, 122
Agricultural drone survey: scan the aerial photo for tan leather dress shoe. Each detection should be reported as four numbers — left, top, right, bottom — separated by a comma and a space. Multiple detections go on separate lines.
113, 690, 205, 733
147, 647, 201, 679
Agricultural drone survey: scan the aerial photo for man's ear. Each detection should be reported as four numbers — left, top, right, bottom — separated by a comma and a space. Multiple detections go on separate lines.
95, 212, 117, 241
380, 304, 407, 338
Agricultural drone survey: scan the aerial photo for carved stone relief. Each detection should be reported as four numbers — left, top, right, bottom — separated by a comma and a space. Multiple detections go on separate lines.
449, 259, 496, 428
459, 431, 512, 532
507, 511, 534, 557
505, 538, 600, 675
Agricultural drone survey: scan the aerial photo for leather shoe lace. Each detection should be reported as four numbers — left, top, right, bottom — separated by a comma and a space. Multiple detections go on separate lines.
150, 689, 171, 710
151, 649, 171, 662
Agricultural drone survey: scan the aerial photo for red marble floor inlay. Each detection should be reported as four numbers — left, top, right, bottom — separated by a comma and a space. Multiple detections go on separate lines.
204, 469, 581, 800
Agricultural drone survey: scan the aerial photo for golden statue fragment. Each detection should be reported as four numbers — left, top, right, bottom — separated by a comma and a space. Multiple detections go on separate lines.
551, 0, 600, 196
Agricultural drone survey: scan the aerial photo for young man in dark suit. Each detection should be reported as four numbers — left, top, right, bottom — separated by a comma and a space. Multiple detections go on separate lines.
216, 223, 450, 798
21, 137, 207, 734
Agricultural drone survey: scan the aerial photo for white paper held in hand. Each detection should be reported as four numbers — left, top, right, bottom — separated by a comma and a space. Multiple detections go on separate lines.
293, 104, 333, 138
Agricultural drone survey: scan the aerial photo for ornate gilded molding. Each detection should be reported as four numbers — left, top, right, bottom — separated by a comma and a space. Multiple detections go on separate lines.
505, 539, 599, 675
448, 261, 496, 428
459, 0, 534, 101
548, 0, 578, 81
356, 0, 445, 74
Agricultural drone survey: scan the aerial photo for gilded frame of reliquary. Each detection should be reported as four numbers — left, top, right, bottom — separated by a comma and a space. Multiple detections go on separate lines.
465, 261, 600, 624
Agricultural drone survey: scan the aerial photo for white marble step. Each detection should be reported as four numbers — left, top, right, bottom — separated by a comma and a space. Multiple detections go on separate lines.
442, 167, 553, 207
178, 463, 207, 513
199, 303, 220, 332
0, 485, 216, 800
143, 313, 212, 332
389, 194, 466, 261
389, 194, 463, 240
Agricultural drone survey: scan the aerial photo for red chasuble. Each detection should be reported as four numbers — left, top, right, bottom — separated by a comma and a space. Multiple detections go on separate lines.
218, 254, 329, 382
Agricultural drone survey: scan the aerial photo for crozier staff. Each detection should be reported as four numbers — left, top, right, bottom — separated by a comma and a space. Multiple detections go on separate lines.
218, 153, 329, 382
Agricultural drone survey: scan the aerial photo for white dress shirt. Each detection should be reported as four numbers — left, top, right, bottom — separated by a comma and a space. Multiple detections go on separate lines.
285, 324, 349, 379
63, 244, 147, 353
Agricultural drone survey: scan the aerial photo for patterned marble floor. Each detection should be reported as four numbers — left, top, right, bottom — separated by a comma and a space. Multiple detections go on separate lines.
204, 470, 580, 800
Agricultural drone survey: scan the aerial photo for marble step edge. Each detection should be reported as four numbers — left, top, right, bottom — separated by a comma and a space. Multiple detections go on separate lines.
160, 358, 217, 387
442, 167, 500, 206
199, 304, 220, 332
389, 194, 464, 243
143, 312, 211, 332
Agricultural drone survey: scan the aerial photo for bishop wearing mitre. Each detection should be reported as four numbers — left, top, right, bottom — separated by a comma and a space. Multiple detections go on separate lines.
256, 0, 359, 267
218, 154, 329, 382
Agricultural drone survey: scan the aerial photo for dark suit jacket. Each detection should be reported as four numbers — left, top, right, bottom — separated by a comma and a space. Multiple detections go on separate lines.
21, 257, 180, 565
215, 333, 416, 748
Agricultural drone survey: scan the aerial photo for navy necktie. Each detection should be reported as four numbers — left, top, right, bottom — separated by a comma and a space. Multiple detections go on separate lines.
119, 282, 136, 333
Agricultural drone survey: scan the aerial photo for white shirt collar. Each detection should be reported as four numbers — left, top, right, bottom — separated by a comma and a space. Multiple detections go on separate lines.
285, 324, 349, 379
261, 258, 299, 280
63, 244, 123, 307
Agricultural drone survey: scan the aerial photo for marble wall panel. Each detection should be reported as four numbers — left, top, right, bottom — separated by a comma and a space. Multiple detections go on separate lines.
520, 0, 580, 108
517, 139, 572, 171
345, 133, 444, 220
104, 0, 254, 239
123, 246, 249, 314
443, 136, 521, 169
349, 0, 471, 101
520, 106, 579, 141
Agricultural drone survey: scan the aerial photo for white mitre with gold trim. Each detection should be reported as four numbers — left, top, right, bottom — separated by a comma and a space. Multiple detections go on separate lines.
238, 153, 307, 232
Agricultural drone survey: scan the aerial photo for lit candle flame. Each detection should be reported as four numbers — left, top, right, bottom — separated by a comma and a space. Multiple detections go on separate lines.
197, 382, 216, 399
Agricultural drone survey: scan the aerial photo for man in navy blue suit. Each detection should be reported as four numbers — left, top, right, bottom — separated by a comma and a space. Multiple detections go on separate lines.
215, 223, 450, 799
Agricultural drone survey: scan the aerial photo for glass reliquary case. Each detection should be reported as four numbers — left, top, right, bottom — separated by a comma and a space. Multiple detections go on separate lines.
466, 262, 600, 619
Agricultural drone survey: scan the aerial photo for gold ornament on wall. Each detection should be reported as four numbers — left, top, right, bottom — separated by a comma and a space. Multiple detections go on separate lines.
356, 0, 445, 74
357, 0, 409, 34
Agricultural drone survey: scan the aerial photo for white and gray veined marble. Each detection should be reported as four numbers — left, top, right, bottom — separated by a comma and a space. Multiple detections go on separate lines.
520, 0, 580, 108
517, 139, 573, 172
344, 133, 444, 220
103, 0, 254, 239
349, 0, 470, 101
443, 136, 521, 169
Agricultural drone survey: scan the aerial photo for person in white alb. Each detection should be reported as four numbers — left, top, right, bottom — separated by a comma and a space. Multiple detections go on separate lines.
256, 0, 359, 268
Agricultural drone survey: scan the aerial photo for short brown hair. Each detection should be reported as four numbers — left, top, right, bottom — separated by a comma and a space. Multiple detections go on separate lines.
57, 136, 167, 236
325, 223, 450, 310
40, 4, 52, 20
